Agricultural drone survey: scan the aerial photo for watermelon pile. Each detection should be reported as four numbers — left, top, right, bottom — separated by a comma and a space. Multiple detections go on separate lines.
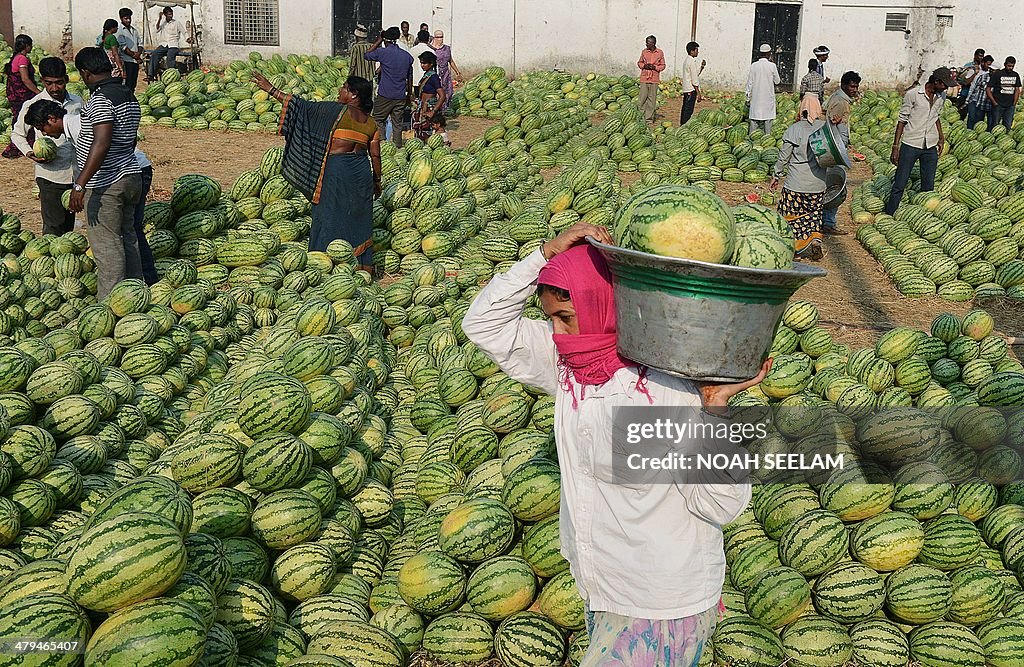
700, 302, 1024, 667
850, 91, 1024, 301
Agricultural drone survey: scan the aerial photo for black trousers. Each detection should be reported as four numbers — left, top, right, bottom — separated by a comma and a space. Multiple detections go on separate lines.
680, 91, 697, 125
37, 177, 74, 236
122, 62, 140, 91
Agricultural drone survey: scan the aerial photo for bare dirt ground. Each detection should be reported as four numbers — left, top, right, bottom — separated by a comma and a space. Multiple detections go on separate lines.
2, 99, 1020, 352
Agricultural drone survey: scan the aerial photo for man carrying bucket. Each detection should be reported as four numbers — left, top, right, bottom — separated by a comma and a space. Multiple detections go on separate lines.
884, 67, 954, 216
462, 221, 769, 667
821, 71, 861, 236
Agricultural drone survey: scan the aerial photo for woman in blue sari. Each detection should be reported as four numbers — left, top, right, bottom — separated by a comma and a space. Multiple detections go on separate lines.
253, 72, 382, 270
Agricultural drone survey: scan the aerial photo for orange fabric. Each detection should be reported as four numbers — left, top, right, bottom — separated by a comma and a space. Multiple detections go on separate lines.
637, 48, 666, 84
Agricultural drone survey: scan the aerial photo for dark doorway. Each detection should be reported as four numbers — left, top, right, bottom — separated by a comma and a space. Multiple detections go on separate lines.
0, 0, 13, 48
333, 0, 382, 56
751, 3, 800, 90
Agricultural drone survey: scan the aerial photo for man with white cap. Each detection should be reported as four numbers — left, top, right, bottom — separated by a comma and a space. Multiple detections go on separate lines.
746, 44, 781, 135
349, 25, 376, 85
813, 45, 831, 84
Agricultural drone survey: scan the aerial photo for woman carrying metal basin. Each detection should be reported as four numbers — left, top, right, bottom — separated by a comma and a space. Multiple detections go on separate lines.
461, 222, 770, 666
769, 114, 850, 261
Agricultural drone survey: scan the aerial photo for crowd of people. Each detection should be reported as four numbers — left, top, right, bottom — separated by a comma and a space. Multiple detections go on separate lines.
347, 20, 462, 147
955, 48, 1021, 131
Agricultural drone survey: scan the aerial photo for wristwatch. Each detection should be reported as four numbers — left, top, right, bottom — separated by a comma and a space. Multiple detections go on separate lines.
72, 184, 84, 193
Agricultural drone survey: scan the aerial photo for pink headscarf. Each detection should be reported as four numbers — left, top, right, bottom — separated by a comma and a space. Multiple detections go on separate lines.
537, 244, 652, 407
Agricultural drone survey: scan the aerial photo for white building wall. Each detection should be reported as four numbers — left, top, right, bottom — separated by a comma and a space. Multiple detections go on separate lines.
13, 0, 1024, 90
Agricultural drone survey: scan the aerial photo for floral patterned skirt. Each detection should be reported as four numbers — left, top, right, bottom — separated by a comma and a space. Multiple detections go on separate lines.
779, 188, 825, 256
578, 604, 719, 667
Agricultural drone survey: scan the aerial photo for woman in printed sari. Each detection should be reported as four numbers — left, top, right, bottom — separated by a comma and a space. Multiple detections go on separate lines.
252, 72, 382, 271
429, 30, 462, 112
412, 51, 446, 142
3, 34, 40, 159
462, 222, 768, 667
770, 112, 829, 261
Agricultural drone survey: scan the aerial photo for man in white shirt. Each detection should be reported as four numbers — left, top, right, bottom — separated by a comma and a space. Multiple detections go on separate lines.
680, 41, 705, 125
12, 57, 82, 236
884, 67, 955, 215
117, 7, 144, 90
148, 6, 187, 81
746, 44, 781, 135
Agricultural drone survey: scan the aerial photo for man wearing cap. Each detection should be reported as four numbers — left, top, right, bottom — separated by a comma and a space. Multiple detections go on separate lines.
884, 68, 954, 215
813, 46, 831, 84
746, 44, 781, 135
349, 25, 376, 85
365, 27, 414, 148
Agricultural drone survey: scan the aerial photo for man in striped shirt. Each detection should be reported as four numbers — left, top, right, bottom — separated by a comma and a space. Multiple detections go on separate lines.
68, 47, 143, 298
349, 25, 377, 86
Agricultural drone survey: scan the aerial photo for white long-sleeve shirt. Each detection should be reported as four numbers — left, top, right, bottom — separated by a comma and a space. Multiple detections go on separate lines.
12, 90, 83, 184
746, 58, 781, 121
462, 249, 752, 619
156, 18, 186, 48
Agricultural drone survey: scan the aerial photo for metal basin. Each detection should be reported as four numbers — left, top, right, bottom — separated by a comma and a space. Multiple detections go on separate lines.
809, 121, 852, 169
589, 238, 827, 382
823, 166, 848, 210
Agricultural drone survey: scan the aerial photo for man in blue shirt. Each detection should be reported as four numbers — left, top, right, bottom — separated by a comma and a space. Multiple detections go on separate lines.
365, 27, 414, 147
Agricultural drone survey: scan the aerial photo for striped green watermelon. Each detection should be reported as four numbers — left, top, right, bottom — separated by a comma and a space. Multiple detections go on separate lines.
237, 371, 313, 437
781, 615, 853, 667
908, 621, 985, 667
0, 592, 91, 664
947, 565, 1005, 626
271, 543, 336, 602
777, 509, 847, 577
851, 511, 925, 571
536, 570, 585, 630
850, 620, 910, 667
885, 564, 953, 625
712, 615, 785, 667
438, 497, 515, 563
494, 611, 566, 667
811, 561, 885, 622
421, 612, 495, 663
65, 511, 187, 612
466, 555, 537, 621
306, 620, 404, 667
85, 597, 207, 665
918, 513, 983, 570
216, 578, 277, 650
976, 618, 1024, 667
249, 488, 322, 549
744, 566, 811, 628
397, 551, 467, 615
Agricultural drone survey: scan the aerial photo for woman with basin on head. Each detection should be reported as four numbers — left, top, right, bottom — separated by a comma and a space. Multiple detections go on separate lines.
461, 222, 768, 666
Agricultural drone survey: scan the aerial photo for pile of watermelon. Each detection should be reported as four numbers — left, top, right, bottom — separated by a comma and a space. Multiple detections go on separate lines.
850, 91, 1024, 301
702, 302, 1024, 667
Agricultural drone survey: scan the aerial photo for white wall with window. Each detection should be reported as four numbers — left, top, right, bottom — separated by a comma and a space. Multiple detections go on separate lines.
8, 0, 1023, 89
